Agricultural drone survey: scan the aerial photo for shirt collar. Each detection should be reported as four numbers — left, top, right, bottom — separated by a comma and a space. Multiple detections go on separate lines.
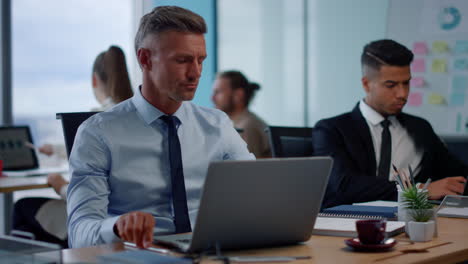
100, 97, 115, 110
359, 99, 396, 127
132, 86, 188, 126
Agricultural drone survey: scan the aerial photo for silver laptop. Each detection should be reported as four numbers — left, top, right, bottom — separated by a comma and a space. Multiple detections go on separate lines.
0, 126, 68, 177
154, 157, 333, 253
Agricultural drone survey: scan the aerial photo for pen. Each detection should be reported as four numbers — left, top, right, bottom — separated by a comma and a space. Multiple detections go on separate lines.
228, 256, 311, 262
393, 173, 404, 190
392, 164, 406, 190
423, 178, 432, 190
123, 241, 170, 254
391, 164, 405, 189
401, 170, 412, 188
24, 141, 35, 150
408, 165, 415, 186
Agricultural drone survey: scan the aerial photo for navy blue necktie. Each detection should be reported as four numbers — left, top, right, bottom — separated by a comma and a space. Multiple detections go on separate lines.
160, 115, 191, 233
378, 119, 391, 179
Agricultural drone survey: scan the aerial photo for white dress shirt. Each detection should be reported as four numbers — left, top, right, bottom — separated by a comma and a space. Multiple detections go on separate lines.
359, 99, 423, 181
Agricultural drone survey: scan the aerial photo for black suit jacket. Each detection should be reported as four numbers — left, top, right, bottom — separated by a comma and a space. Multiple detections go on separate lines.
313, 103, 468, 208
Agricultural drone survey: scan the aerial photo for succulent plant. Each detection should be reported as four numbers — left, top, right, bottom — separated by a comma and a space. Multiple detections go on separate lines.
402, 186, 433, 222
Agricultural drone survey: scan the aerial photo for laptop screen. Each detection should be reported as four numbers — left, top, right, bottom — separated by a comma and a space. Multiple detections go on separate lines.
0, 126, 39, 170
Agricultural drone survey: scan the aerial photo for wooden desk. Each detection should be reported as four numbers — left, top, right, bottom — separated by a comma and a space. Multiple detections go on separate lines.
60, 217, 468, 263
0, 176, 49, 193
0, 176, 49, 235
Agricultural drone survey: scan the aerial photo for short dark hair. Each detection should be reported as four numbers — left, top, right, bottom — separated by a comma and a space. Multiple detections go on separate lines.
361, 39, 414, 72
134, 6, 207, 54
218, 70, 260, 107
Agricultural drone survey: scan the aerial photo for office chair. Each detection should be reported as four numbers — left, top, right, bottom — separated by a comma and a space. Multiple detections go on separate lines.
266, 126, 314, 157
440, 135, 468, 166
56, 112, 100, 158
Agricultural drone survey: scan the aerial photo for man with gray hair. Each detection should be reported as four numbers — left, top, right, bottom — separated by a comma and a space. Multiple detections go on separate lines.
67, 6, 254, 248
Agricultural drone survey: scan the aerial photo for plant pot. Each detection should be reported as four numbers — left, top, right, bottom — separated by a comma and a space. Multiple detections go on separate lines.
408, 220, 435, 242
403, 208, 438, 237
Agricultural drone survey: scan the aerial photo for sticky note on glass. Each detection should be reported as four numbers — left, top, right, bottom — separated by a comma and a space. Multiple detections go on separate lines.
452, 75, 468, 93
410, 77, 425, 88
411, 58, 426, 73
432, 41, 449, 53
454, 40, 468, 54
408, 92, 423, 107
454, 58, 468, 70
413, 42, 428, 55
450, 93, 465, 106
432, 59, 447, 73
428, 93, 447, 105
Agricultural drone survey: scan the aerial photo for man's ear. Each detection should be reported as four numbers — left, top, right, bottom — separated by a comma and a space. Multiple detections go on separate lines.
92, 73, 98, 88
137, 48, 152, 71
362, 76, 371, 94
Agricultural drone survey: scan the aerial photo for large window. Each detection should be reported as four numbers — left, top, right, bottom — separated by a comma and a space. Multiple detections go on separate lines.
12, 0, 134, 158
218, 0, 389, 128
218, 0, 305, 126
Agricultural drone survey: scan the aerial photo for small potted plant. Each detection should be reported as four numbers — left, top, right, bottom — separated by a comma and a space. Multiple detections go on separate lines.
402, 186, 436, 242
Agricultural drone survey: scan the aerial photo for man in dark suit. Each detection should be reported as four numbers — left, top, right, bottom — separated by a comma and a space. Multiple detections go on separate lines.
313, 39, 468, 208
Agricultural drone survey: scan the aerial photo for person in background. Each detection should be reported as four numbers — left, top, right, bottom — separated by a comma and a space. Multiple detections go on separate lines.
212, 70, 271, 158
67, 6, 254, 249
13, 45, 133, 248
313, 39, 468, 208
38, 45, 133, 157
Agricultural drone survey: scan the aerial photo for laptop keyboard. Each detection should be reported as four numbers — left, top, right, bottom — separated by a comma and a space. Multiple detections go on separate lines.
176, 239, 191, 244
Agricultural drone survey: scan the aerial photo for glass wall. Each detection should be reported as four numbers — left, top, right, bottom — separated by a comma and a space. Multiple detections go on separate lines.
218, 0, 305, 126
12, 0, 134, 158
306, 0, 389, 126
218, 0, 390, 127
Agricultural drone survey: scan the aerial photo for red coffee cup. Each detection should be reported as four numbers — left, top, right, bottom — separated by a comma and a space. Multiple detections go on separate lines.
356, 219, 387, 244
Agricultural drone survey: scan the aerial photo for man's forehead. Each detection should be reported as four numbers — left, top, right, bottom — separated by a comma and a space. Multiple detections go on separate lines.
378, 65, 411, 80
214, 78, 230, 89
144, 31, 206, 50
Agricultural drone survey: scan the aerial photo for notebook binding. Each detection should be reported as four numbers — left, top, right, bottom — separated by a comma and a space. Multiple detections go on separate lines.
318, 213, 385, 220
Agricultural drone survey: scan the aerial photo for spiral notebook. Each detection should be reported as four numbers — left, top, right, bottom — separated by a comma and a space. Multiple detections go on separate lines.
319, 205, 398, 220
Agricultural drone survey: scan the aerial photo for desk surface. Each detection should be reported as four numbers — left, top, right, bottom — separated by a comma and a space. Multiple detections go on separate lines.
61, 217, 468, 264
0, 175, 50, 235
0, 176, 49, 193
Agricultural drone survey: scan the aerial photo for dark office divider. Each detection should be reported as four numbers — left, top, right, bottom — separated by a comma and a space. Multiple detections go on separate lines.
56, 112, 100, 158
266, 126, 314, 158
440, 136, 468, 166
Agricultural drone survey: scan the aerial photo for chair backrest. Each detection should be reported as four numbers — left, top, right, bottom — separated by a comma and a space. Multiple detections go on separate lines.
56, 112, 100, 158
440, 135, 468, 166
266, 126, 314, 158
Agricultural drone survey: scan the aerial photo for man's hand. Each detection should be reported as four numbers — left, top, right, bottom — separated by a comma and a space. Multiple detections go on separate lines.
47, 173, 68, 195
114, 211, 155, 248
427, 176, 466, 200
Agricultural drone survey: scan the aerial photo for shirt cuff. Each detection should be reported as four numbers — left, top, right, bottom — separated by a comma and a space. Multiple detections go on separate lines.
100, 216, 121, 244
59, 184, 68, 200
